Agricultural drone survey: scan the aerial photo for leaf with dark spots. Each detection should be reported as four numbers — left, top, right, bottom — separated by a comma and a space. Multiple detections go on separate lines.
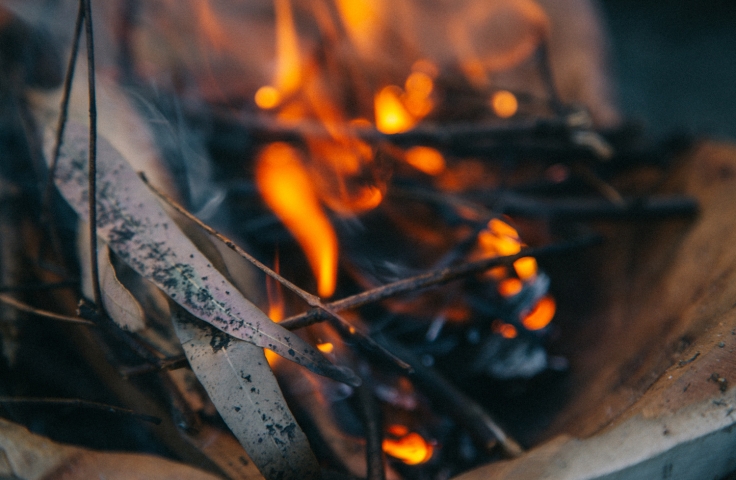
173, 309, 319, 480
47, 121, 359, 387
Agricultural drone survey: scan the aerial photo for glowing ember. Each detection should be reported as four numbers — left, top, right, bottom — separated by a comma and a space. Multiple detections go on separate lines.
383, 425, 434, 465
513, 256, 538, 281
498, 278, 523, 297
317, 342, 334, 354
375, 85, 416, 134
255, 86, 281, 109
521, 295, 556, 330
255, 142, 338, 297
491, 90, 518, 118
405, 146, 446, 175
477, 219, 523, 257
492, 320, 518, 339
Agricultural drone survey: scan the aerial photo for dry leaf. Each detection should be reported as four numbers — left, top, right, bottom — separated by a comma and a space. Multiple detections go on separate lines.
78, 221, 146, 331
173, 307, 321, 480
46, 121, 358, 387
0, 417, 221, 480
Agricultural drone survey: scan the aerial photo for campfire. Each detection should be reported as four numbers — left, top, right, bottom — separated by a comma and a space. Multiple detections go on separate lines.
3, 1, 736, 479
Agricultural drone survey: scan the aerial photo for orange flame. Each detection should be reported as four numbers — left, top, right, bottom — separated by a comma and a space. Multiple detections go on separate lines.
255, 143, 338, 297
375, 85, 416, 134
254, 0, 302, 109
317, 342, 334, 354
405, 146, 446, 176
383, 425, 434, 465
498, 278, 523, 297
521, 295, 556, 330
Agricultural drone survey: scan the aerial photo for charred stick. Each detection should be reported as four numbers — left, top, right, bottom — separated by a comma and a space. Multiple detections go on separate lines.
82, 0, 102, 311
0, 396, 161, 424
140, 174, 410, 371
0, 280, 78, 293
280, 234, 601, 330
120, 354, 189, 378
357, 377, 386, 480
492, 193, 699, 220
376, 335, 522, 458
0, 293, 94, 325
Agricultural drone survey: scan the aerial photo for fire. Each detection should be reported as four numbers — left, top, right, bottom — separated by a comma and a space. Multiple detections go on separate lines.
317, 342, 334, 354
498, 278, 523, 298
382, 425, 434, 465
255, 142, 338, 297
375, 85, 416, 134
491, 90, 518, 118
521, 295, 556, 330
513, 256, 537, 281
492, 321, 518, 339
405, 146, 445, 176
255, 86, 281, 109
273, 0, 302, 95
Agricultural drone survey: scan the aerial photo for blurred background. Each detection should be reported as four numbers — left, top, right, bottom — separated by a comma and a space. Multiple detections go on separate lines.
600, 0, 736, 140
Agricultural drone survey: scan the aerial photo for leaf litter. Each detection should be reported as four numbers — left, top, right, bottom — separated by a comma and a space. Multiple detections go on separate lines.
46, 120, 360, 387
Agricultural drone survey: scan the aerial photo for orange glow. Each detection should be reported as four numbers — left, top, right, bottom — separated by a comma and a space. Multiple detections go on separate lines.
274, 0, 302, 95
405, 146, 446, 175
477, 219, 522, 257
317, 342, 334, 354
404, 72, 434, 118
522, 296, 556, 330
382, 426, 434, 465
375, 86, 416, 134
334, 0, 383, 56
266, 253, 285, 322
513, 256, 538, 281
491, 90, 518, 118
255, 85, 282, 109
255, 143, 338, 297
498, 278, 523, 297
492, 320, 518, 339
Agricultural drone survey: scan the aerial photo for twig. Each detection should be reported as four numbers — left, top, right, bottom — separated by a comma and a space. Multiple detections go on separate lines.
357, 377, 386, 480
42, 0, 84, 215
139, 174, 410, 371
0, 280, 78, 293
280, 234, 601, 330
491, 193, 699, 220
0, 396, 161, 424
0, 293, 94, 325
120, 354, 189, 378
82, 0, 102, 311
376, 335, 522, 458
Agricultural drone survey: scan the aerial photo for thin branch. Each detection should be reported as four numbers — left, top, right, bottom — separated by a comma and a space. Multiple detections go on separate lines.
139, 174, 410, 371
120, 354, 189, 378
0, 396, 161, 424
42, 0, 84, 215
280, 234, 601, 330
492, 193, 699, 220
376, 335, 522, 458
357, 378, 386, 480
83, 0, 102, 310
0, 293, 94, 325
0, 280, 78, 293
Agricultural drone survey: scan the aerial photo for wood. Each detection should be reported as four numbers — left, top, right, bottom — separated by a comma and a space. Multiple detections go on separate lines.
453, 141, 736, 478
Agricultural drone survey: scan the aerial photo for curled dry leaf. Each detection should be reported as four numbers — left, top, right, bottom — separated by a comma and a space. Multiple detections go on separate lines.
46, 121, 359, 387
0, 417, 220, 480
78, 221, 146, 331
173, 307, 320, 480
